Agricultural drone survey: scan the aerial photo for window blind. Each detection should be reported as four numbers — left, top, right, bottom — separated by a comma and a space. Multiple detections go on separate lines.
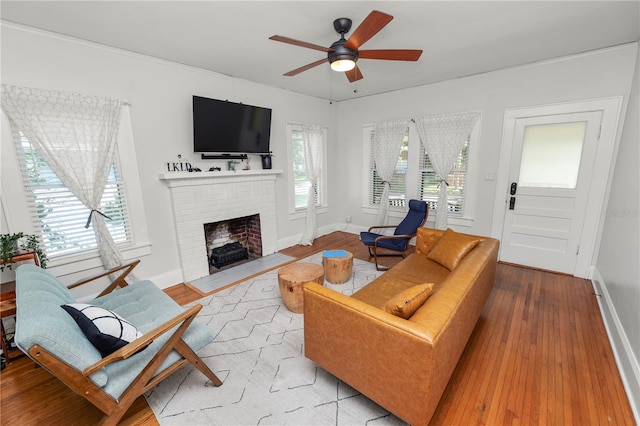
16, 133, 132, 258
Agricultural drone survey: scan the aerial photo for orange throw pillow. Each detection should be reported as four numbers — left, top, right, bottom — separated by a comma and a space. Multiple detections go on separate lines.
427, 228, 480, 271
382, 283, 434, 319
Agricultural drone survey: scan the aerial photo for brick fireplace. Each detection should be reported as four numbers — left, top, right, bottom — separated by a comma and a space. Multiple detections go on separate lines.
204, 214, 262, 272
159, 170, 279, 282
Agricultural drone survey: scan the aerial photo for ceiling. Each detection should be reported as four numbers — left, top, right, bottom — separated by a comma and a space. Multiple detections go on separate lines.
2, 1, 639, 102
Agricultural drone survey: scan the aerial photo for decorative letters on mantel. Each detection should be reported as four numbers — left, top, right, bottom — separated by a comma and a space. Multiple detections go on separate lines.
165, 154, 194, 172
166, 162, 193, 172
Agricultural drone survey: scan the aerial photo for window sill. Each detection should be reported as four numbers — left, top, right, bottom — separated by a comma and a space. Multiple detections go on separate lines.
361, 206, 474, 228
289, 206, 328, 221
361, 206, 408, 219
46, 242, 152, 278
446, 216, 474, 229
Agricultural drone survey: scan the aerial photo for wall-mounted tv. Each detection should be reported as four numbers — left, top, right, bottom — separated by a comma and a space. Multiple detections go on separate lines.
193, 96, 272, 154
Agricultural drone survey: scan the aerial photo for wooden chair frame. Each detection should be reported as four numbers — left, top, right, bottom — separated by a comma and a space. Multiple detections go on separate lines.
23, 261, 222, 425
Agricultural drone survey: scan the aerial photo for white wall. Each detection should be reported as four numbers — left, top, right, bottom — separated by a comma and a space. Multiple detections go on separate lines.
334, 44, 638, 237
594, 45, 640, 420
0, 23, 335, 286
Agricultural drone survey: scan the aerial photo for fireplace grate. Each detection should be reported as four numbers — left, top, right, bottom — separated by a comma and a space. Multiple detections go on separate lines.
210, 242, 249, 268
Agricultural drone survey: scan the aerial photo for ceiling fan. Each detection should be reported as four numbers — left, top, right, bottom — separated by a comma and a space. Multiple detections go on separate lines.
269, 10, 422, 82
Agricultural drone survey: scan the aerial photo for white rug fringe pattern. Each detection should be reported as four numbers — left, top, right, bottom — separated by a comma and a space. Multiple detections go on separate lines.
145, 253, 407, 425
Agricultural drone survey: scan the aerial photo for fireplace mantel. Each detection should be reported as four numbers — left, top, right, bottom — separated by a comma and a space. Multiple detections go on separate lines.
158, 169, 282, 187
159, 169, 281, 282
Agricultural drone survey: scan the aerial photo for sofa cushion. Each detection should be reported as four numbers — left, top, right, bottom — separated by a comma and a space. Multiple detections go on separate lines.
352, 254, 449, 308
93, 280, 214, 400
427, 228, 480, 271
382, 283, 434, 319
61, 303, 144, 357
14, 265, 109, 387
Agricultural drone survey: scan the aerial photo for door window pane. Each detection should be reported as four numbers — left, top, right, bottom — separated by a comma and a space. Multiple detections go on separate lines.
519, 122, 586, 188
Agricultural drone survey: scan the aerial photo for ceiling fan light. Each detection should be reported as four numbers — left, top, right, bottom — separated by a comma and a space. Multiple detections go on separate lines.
330, 59, 356, 72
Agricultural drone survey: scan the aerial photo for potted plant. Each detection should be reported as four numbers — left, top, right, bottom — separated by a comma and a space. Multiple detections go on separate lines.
0, 232, 47, 271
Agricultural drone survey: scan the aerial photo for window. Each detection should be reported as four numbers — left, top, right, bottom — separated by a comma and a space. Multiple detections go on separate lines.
2, 102, 149, 275
418, 137, 469, 213
287, 123, 327, 214
16, 133, 132, 259
369, 129, 409, 208
365, 118, 479, 220
519, 122, 586, 189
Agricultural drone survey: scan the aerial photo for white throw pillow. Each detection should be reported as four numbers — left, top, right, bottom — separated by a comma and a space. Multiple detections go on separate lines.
61, 303, 143, 357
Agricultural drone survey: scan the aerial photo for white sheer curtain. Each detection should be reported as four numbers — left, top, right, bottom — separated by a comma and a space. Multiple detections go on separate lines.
414, 111, 480, 229
299, 124, 324, 245
373, 120, 408, 225
1, 84, 130, 273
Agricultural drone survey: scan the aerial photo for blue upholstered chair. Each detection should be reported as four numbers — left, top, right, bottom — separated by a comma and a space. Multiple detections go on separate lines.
360, 199, 429, 270
14, 261, 222, 426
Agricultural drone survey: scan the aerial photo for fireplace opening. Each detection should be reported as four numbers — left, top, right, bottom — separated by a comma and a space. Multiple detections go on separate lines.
210, 242, 248, 268
203, 214, 262, 274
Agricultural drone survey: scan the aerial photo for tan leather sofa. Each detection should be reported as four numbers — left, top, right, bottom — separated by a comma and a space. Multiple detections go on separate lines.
303, 227, 499, 425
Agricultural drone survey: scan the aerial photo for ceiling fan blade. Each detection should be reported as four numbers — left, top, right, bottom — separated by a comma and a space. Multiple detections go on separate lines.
345, 65, 364, 82
283, 58, 328, 76
358, 49, 423, 61
269, 35, 332, 53
344, 10, 393, 50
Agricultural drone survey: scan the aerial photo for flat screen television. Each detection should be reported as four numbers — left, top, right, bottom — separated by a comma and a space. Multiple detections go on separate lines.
193, 96, 272, 154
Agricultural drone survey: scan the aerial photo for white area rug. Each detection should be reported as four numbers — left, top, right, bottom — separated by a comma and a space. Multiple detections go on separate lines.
145, 253, 407, 425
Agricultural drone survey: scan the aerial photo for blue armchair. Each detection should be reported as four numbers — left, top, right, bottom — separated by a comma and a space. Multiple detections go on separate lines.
360, 199, 429, 270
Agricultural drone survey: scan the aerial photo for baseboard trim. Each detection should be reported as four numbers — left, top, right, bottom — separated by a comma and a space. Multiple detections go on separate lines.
276, 223, 348, 250
591, 266, 640, 423
147, 268, 184, 289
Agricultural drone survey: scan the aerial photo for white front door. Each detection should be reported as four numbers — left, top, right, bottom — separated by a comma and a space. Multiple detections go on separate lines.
500, 111, 602, 274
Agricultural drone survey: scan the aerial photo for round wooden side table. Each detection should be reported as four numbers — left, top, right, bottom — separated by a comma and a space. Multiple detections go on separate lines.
322, 250, 354, 284
277, 262, 324, 313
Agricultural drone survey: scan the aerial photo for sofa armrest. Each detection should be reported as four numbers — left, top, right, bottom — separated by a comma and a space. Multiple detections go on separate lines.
67, 260, 140, 296
303, 282, 436, 424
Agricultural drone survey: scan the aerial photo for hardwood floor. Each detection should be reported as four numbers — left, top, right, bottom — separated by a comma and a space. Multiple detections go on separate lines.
430, 263, 634, 425
1, 231, 634, 425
